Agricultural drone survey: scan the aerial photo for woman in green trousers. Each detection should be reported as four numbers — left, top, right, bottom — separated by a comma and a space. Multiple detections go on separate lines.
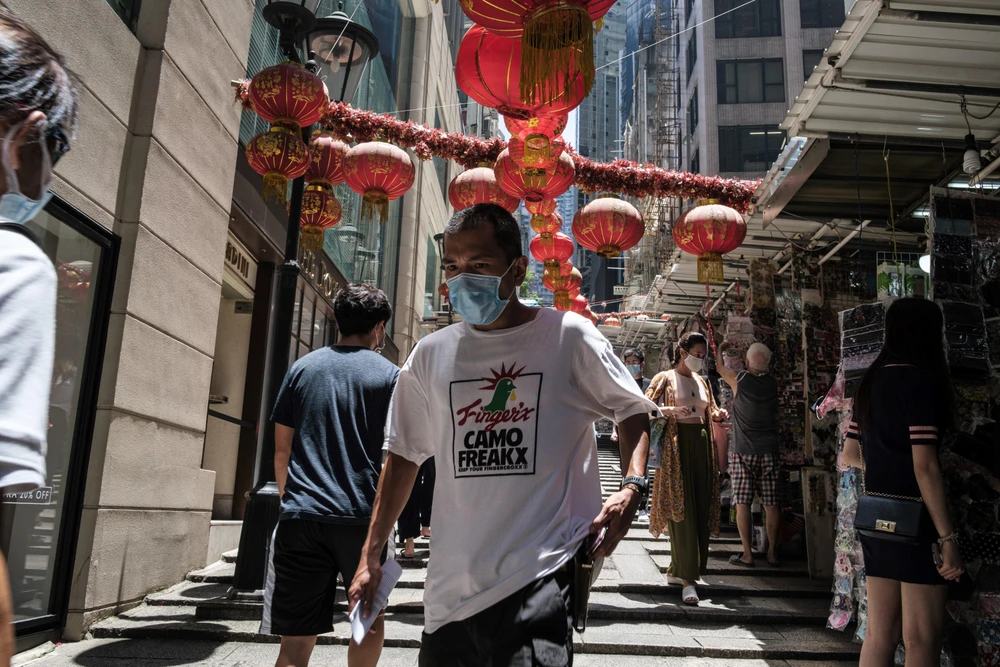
647, 332, 726, 605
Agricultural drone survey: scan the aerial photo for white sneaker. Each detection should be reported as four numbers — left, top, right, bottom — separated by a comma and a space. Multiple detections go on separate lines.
637, 510, 649, 523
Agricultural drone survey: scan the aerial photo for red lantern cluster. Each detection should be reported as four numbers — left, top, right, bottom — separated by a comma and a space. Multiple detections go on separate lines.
245, 63, 328, 201
572, 194, 645, 259
344, 142, 416, 225
672, 199, 747, 284
448, 165, 519, 213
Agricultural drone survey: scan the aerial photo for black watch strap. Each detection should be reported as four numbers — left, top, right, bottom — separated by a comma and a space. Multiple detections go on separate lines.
621, 475, 648, 497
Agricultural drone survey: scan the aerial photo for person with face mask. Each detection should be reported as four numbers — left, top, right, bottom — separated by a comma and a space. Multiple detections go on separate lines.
0, 9, 77, 664
350, 204, 657, 665
645, 332, 728, 605
263, 284, 398, 667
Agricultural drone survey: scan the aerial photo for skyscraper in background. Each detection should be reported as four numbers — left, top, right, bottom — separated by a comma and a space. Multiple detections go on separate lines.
574, 3, 627, 308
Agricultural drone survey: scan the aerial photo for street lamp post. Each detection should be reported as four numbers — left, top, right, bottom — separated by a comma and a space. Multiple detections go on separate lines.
233, 0, 378, 592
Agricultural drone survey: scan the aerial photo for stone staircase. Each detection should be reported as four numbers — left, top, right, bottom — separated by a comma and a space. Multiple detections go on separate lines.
89, 446, 860, 663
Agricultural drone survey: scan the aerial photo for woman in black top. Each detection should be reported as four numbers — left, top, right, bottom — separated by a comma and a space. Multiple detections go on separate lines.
842, 298, 964, 667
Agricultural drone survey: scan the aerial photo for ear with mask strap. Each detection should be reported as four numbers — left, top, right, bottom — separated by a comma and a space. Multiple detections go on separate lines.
0, 120, 54, 224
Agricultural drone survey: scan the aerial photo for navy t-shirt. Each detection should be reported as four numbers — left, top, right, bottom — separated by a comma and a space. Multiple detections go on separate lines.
272, 346, 400, 524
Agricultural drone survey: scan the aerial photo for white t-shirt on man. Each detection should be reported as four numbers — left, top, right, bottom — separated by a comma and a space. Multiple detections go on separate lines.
385, 307, 657, 633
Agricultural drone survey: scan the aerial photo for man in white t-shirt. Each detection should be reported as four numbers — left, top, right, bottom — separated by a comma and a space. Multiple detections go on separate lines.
349, 203, 657, 665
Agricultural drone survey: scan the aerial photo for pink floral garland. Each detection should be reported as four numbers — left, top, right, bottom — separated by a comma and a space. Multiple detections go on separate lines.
235, 83, 758, 212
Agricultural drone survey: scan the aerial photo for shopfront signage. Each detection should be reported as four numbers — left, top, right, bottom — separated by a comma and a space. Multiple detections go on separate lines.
2, 486, 52, 505
301, 248, 341, 302
225, 233, 256, 292
613, 285, 629, 296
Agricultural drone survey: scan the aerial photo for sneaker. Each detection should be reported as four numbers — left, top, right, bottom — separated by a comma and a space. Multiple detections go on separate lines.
637, 510, 649, 523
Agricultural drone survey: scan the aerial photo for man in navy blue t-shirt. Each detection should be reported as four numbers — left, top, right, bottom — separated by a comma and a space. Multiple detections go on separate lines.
261, 283, 399, 667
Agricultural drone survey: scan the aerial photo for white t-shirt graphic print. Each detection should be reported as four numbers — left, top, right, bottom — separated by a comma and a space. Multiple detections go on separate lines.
385, 308, 657, 633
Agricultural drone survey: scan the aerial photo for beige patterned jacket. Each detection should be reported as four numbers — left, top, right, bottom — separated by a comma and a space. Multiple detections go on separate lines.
645, 369, 722, 539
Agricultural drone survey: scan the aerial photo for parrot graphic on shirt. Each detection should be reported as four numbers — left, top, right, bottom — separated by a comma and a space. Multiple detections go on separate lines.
484, 378, 517, 412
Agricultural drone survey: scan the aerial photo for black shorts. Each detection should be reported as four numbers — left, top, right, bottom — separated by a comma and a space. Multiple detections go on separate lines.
419, 566, 573, 667
260, 518, 385, 636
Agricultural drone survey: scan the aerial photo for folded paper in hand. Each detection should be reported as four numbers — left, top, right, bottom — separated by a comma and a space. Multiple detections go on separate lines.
348, 559, 402, 645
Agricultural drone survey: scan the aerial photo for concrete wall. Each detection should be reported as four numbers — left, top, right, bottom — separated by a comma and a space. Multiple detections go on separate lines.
0, 0, 255, 637
394, 3, 462, 359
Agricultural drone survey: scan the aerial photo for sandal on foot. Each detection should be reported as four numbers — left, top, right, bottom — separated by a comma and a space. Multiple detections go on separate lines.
766, 557, 781, 568
729, 554, 755, 568
681, 585, 699, 605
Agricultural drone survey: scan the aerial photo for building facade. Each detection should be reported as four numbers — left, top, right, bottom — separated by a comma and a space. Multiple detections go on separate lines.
680, 0, 843, 180
1, 0, 462, 650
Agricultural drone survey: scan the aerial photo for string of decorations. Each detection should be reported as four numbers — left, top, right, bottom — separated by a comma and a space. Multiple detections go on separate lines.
234, 83, 757, 212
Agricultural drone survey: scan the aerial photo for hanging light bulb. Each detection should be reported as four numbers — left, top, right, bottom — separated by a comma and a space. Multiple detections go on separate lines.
919, 254, 931, 274
963, 133, 982, 175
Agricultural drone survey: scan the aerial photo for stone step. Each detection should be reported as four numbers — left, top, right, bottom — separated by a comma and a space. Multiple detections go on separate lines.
184, 584, 832, 626
26, 640, 860, 667
650, 555, 810, 578
90, 605, 859, 660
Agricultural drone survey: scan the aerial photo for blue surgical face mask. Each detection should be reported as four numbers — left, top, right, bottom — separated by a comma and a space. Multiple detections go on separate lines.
446, 261, 516, 326
626, 364, 642, 377
0, 122, 53, 225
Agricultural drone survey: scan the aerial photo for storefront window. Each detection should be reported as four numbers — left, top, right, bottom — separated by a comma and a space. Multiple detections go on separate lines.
0, 200, 117, 633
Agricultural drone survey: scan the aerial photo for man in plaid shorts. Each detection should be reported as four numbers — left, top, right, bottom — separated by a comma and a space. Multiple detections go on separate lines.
718, 343, 781, 568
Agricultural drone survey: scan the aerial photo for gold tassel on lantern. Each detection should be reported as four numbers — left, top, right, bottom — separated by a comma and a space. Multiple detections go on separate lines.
543, 260, 563, 284
361, 190, 390, 225
262, 173, 288, 203
697, 252, 725, 284
554, 290, 572, 310
523, 134, 551, 168
300, 225, 326, 252
520, 3, 595, 106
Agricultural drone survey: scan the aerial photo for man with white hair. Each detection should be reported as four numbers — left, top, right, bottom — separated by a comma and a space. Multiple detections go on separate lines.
717, 342, 781, 568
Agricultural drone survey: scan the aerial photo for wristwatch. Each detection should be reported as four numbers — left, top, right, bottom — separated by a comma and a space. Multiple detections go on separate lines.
620, 475, 649, 502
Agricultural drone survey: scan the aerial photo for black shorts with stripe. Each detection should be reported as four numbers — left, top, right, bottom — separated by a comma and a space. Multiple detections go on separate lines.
261, 518, 386, 637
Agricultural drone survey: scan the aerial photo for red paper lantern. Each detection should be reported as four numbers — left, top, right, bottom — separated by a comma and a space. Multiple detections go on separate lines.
526, 198, 557, 216
457, 0, 616, 107
455, 26, 588, 121
530, 231, 574, 282
530, 211, 562, 236
448, 165, 519, 213
248, 62, 328, 130
672, 199, 747, 284
299, 185, 343, 251
570, 293, 589, 314
344, 141, 415, 224
572, 194, 645, 259
508, 134, 565, 170
245, 125, 310, 202
544, 265, 582, 310
604, 315, 621, 327
494, 149, 574, 203
306, 131, 348, 187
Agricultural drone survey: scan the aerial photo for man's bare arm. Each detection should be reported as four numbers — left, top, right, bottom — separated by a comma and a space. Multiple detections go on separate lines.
716, 343, 739, 393
274, 424, 294, 497
592, 412, 649, 559
350, 452, 420, 617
